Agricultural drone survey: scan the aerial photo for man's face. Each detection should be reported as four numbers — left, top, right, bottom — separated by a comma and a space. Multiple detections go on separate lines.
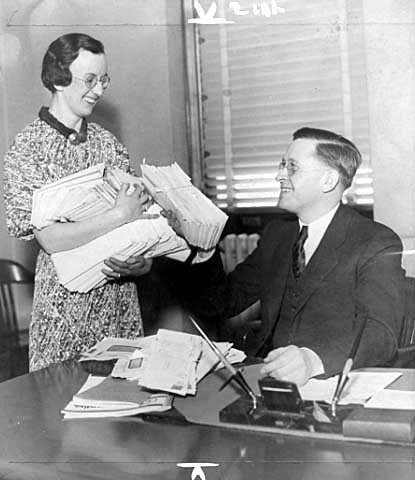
276, 138, 328, 217
58, 49, 108, 121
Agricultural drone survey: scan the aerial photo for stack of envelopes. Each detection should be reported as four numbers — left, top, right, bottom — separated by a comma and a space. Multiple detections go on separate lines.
31, 164, 142, 229
141, 162, 228, 250
79, 330, 246, 397
51, 205, 187, 292
30, 162, 227, 293
64, 326, 245, 419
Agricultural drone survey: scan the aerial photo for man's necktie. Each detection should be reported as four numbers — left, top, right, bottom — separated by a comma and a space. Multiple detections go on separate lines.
292, 225, 308, 279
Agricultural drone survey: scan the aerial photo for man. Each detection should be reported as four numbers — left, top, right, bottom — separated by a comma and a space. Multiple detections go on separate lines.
181, 127, 405, 385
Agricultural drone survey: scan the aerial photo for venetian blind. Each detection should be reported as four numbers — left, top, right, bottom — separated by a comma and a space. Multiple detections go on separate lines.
195, 0, 373, 209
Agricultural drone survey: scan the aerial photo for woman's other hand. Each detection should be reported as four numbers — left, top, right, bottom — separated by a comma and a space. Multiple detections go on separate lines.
102, 255, 153, 280
113, 184, 151, 224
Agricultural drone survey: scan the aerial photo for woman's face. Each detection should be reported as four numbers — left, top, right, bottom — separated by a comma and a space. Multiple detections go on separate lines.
57, 48, 108, 122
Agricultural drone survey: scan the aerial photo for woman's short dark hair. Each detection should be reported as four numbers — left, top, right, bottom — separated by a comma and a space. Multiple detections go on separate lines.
41, 33, 105, 93
293, 127, 362, 189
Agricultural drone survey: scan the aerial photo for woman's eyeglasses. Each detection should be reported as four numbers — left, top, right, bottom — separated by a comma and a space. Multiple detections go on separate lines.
72, 73, 111, 90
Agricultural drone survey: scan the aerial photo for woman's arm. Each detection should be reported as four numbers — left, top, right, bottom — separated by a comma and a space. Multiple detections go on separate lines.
34, 184, 149, 254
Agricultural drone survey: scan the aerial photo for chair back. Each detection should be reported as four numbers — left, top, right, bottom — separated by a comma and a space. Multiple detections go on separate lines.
0, 259, 34, 346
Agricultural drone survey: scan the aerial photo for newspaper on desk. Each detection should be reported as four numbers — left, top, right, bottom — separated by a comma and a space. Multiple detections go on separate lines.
79, 329, 246, 397
30, 162, 227, 293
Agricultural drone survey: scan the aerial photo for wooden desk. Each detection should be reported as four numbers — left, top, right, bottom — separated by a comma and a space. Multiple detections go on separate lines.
1, 361, 414, 480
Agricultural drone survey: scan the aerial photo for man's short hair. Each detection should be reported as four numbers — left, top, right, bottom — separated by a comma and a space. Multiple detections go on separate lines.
293, 127, 362, 189
41, 33, 105, 93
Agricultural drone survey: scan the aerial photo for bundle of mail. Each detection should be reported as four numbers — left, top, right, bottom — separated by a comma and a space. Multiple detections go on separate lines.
51, 203, 187, 292
141, 162, 228, 250
80, 329, 246, 396
63, 329, 245, 419
30, 162, 228, 293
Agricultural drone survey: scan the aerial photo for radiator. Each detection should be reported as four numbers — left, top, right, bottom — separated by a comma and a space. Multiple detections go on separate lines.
219, 233, 260, 274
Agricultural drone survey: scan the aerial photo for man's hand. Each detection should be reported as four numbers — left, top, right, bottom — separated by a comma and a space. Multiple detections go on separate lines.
102, 255, 153, 281
260, 345, 314, 386
161, 210, 185, 238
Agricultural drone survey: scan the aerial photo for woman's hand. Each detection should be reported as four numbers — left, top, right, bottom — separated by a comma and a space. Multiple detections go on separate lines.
113, 184, 151, 224
102, 255, 153, 281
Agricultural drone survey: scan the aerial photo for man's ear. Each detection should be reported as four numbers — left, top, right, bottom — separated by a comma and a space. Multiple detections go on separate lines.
322, 168, 340, 193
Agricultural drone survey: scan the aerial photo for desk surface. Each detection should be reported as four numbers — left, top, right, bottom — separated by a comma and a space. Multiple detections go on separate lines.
1, 361, 414, 480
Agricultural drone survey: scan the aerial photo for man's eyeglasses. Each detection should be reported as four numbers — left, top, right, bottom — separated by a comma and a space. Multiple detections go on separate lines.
72, 73, 111, 90
277, 159, 300, 177
277, 159, 326, 177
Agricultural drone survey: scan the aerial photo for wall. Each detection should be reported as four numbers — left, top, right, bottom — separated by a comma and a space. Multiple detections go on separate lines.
363, 0, 415, 276
0, 0, 189, 331
0, 0, 189, 266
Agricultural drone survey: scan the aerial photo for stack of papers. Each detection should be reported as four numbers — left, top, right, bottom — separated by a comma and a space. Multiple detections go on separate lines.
62, 374, 172, 419
80, 336, 155, 361
141, 162, 228, 250
139, 329, 203, 396
31, 164, 142, 229
80, 330, 246, 397
364, 389, 415, 409
31, 162, 227, 292
51, 204, 188, 292
299, 371, 402, 404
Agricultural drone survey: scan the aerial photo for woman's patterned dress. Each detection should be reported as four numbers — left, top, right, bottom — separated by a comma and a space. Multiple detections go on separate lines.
3, 117, 143, 371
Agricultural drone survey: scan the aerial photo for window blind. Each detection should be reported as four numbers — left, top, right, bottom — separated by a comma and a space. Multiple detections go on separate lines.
193, 0, 372, 209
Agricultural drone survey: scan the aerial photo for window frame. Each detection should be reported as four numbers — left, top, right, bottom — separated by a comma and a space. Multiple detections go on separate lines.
182, 0, 373, 215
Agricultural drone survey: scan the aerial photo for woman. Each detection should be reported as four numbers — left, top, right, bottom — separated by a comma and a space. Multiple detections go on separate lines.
4, 33, 151, 371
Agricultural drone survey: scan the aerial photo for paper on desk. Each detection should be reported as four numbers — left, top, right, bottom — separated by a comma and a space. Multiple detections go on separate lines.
111, 349, 149, 381
62, 374, 172, 419
299, 371, 402, 404
196, 341, 232, 382
79, 336, 154, 362
364, 389, 415, 409
111, 337, 244, 387
80, 332, 246, 397
77, 374, 106, 393
139, 329, 203, 396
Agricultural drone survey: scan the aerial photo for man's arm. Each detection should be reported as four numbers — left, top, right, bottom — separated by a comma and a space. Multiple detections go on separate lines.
261, 226, 405, 384
351, 228, 404, 369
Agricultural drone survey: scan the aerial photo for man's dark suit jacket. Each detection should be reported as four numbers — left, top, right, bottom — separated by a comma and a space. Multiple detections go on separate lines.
187, 205, 405, 377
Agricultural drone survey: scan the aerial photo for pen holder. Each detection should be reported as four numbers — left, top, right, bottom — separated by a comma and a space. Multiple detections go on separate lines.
219, 378, 353, 434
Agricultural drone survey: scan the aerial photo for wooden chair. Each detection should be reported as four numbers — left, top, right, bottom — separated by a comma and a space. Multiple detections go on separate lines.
0, 259, 34, 380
